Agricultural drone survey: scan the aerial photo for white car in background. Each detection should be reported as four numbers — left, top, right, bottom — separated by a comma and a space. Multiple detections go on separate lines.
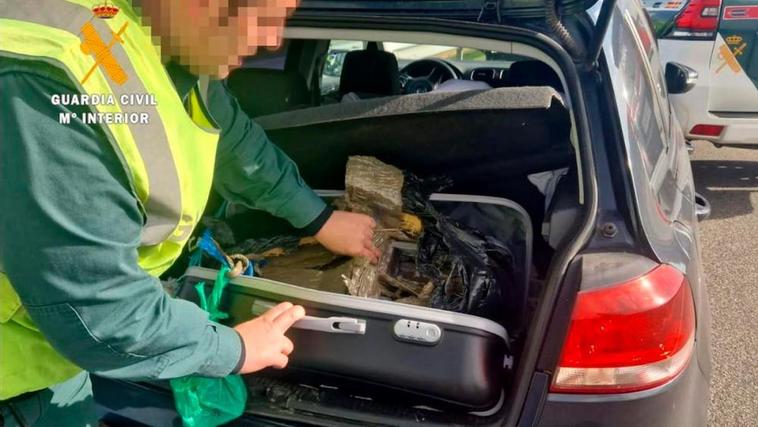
645, 0, 758, 147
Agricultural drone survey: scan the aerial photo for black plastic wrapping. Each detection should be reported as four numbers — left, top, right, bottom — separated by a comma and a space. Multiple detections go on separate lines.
401, 172, 453, 215
402, 170, 525, 330
417, 214, 515, 327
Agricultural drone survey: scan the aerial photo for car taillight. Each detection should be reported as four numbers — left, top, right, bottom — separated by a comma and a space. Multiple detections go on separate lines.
551, 264, 695, 394
690, 124, 724, 137
670, 0, 722, 38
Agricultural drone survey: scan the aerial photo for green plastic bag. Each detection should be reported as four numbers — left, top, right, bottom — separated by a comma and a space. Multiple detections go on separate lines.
171, 266, 248, 427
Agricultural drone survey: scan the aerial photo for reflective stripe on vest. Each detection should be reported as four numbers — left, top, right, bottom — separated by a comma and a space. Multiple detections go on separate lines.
0, 0, 220, 399
1, 0, 186, 246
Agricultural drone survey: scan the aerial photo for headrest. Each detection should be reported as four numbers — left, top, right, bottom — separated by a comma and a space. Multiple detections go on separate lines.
339, 49, 401, 99
226, 68, 310, 117
507, 61, 563, 92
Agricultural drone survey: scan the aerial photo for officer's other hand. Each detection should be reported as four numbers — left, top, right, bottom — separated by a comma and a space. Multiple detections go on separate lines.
315, 211, 381, 263
234, 302, 305, 373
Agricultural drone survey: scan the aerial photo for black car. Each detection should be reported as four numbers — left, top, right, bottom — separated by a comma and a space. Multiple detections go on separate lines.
94, 0, 712, 425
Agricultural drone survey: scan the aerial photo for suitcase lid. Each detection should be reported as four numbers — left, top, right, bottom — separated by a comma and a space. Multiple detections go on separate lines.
186, 266, 509, 341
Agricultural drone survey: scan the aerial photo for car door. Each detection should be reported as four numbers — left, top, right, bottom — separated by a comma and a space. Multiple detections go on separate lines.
708, 0, 758, 112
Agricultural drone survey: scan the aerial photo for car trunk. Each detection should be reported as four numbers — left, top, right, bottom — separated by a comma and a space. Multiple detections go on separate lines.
172, 87, 582, 425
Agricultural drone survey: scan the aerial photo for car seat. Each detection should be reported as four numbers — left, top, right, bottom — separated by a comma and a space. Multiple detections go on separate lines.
507, 60, 563, 92
339, 43, 402, 101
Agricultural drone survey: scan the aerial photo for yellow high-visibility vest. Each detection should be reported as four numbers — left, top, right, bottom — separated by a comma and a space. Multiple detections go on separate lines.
0, 0, 220, 399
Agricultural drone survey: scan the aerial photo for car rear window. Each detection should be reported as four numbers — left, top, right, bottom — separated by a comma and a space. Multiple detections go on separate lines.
611, 8, 670, 178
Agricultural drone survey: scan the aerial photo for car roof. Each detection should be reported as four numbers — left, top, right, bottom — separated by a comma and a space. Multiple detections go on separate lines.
296, 0, 597, 20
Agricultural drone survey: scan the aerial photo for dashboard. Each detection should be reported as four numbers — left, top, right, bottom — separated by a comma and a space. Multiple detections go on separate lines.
396, 57, 519, 94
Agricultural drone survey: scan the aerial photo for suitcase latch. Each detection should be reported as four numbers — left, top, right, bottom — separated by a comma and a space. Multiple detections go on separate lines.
393, 319, 442, 345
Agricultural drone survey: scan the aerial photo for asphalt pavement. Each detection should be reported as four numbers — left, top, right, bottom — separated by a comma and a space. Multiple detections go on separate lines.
690, 141, 758, 426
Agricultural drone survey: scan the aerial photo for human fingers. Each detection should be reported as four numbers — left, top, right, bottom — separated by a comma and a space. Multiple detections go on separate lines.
272, 305, 306, 332
280, 336, 294, 356
359, 244, 379, 263
270, 353, 289, 369
261, 302, 294, 322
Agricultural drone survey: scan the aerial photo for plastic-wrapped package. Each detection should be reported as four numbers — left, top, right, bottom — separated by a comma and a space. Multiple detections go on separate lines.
262, 243, 352, 294
403, 169, 524, 328
417, 215, 515, 324
343, 156, 406, 297
345, 156, 404, 227
343, 230, 393, 298
423, 198, 529, 332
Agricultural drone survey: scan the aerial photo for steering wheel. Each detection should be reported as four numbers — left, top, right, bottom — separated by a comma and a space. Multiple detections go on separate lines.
399, 58, 460, 94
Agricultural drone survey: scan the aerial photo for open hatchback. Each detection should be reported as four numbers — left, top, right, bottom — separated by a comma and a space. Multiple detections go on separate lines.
93, 1, 712, 426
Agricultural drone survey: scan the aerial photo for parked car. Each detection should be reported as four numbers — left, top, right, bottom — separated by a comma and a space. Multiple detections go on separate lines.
94, 0, 711, 425
645, 0, 758, 147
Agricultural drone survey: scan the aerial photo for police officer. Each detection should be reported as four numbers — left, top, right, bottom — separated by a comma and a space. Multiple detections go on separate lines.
0, 1, 380, 425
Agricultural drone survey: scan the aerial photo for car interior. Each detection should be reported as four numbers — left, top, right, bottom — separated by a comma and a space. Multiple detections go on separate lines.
226, 40, 566, 113
180, 34, 585, 425
221, 36, 578, 270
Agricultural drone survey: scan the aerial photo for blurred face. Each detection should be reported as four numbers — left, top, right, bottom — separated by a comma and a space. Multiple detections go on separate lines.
141, 0, 298, 77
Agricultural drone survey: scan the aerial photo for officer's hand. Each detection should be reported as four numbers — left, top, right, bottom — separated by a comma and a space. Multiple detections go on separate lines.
234, 302, 305, 373
315, 211, 381, 263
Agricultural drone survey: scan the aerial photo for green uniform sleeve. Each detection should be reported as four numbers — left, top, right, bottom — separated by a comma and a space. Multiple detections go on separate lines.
207, 79, 329, 231
0, 67, 241, 380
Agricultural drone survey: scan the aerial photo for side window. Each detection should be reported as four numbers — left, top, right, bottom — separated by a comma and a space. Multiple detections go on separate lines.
632, 9, 670, 131
612, 8, 670, 181
458, 48, 488, 61
320, 40, 366, 96
610, 3, 682, 221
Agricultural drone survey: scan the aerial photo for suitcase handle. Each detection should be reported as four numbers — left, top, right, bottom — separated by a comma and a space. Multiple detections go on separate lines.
294, 316, 366, 334
251, 300, 366, 335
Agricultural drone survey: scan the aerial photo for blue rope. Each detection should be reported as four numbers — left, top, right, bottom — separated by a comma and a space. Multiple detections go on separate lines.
187, 200, 255, 276
189, 229, 255, 277
198, 230, 230, 267
243, 261, 254, 276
